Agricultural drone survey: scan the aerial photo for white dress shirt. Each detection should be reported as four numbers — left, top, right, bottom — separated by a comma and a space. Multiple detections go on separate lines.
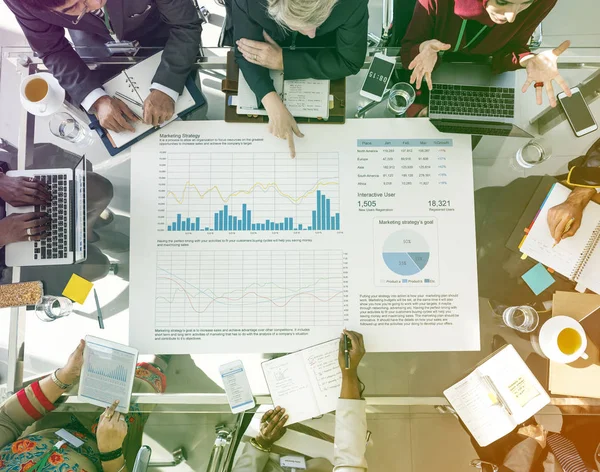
80, 83, 179, 112
232, 399, 368, 472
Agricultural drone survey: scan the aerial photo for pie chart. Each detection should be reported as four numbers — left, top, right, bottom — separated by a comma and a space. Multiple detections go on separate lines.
382, 230, 430, 276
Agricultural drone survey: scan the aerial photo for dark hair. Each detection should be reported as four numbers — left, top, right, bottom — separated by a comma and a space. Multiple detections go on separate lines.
20, 0, 70, 12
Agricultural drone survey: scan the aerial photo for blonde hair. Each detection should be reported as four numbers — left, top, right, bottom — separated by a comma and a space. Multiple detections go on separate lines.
267, 0, 339, 29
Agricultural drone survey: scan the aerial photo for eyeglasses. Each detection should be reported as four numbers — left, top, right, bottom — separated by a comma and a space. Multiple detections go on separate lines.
71, 0, 90, 25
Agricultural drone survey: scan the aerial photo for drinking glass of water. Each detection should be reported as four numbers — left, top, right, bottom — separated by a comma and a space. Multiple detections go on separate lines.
515, 138, 552, 168
35, 295, 73, 322
387, 82, 416, 116
502, 305, 539, 333
49, 112, 96, 147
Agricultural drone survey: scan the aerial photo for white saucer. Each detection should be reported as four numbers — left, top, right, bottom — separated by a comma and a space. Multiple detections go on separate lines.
20, 73, 66, 117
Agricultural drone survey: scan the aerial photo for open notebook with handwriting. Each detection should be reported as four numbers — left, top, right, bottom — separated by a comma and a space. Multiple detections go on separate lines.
444, 345, 549, 447
262, 339, 341, 425
520, 183, 600, 293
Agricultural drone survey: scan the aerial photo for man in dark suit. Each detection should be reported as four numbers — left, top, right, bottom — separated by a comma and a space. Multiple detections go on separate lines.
5, 0, 202, 132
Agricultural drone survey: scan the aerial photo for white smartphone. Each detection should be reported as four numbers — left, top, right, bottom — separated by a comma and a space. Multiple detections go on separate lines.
557, 87, 598, 137
359, 53, 396, 102
219, 360, 256, 414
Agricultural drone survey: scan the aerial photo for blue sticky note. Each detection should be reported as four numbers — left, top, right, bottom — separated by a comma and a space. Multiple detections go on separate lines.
521, 263, 555, 296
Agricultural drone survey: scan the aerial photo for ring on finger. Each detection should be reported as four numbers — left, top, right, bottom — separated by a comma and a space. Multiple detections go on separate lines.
254, 54, 258, 61
27, 236, 32, 242
27, 228, 32, 236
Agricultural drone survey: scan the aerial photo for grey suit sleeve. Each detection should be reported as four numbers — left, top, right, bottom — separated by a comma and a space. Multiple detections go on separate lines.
152, 0, 202, 94
4, 0, 102, 106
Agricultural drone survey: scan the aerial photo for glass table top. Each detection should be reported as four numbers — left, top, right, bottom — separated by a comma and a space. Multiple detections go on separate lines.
1, 43, 600, 407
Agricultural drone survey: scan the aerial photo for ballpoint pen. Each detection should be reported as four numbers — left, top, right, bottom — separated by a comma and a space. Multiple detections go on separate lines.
94, 288, 104, 329
553, 217, 575, 248
483, 375, 512, 416
343, 333, 351, 369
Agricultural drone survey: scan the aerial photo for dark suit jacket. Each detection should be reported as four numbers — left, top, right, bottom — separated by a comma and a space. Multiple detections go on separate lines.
5, 0, 202, 105
232, 0, 368, 102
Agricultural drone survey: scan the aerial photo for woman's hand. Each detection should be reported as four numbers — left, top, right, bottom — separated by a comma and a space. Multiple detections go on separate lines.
521, 40, 571, 107
338, 330, 366, 372
236, 31, 283, 70
547, 187, 596, 243
0, 173, 51, 206
262, 92, 304, 158
0, 212, 50, 247
255, 406, 288, 449
408, 40, 451, 90
97, 401, 128, 454
56, 340, 85, 386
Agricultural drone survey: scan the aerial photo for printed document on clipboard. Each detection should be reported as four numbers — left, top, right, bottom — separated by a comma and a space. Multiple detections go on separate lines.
78, 336, 138, 413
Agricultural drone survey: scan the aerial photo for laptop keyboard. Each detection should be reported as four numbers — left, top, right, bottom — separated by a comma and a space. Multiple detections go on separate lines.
430, 84, 515, 118
34, 174, 69, 260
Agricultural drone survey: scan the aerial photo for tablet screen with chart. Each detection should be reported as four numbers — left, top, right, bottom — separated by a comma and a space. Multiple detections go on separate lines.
78, 336, 138, 413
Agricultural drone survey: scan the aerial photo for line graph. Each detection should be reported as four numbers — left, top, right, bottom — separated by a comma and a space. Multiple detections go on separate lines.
155, 250, 347, 327
158, 152, 341, 232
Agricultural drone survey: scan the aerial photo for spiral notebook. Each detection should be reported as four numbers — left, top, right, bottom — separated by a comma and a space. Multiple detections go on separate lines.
88, 51, 204, 154
520, 183, 600, 293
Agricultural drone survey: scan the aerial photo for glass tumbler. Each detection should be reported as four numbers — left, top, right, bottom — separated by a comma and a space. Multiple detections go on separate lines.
35, 295, 73, 322
502, 305, 540, 333
49, 112, 96, 147
515, 138, 552, 168
387, 82, 416, 116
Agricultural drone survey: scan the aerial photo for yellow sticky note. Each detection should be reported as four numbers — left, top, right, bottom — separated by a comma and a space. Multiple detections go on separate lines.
62, 274, 93, 304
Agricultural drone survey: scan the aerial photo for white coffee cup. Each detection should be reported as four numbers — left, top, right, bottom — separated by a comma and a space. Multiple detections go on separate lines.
20, 73, 65, 116
539, 315, 589, 364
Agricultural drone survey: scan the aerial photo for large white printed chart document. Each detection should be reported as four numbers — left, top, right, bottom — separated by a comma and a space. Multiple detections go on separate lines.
130, 119, 479, 353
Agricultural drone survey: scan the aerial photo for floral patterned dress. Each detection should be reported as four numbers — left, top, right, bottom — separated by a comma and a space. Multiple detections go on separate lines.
0, 363, 166, 472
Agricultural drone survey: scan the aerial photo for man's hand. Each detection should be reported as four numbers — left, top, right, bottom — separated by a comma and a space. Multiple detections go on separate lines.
262, 92, 303, 158
0, 173, 51, 206
236, 31, 284, 71
0, 212, 50, 247
143, 89, 175, 127
547, 187, 596, 243
93, 96, 138, 133
255, 406, 288, 449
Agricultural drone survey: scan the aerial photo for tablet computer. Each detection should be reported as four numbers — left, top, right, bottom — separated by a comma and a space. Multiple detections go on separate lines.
78, 336, 138, 413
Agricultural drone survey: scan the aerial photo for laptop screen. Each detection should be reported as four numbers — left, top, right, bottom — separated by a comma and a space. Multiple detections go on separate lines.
74, 156, 87, 262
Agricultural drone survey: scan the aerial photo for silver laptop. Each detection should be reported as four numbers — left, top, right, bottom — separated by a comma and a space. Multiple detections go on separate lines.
429, 63, 533, 138
5, 156, 87, 266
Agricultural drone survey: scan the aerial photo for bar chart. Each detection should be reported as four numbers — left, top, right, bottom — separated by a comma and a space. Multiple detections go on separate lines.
159, 152, 341, 232
155, 250, 347, 327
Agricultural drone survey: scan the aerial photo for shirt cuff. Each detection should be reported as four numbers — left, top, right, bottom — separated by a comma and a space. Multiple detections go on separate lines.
150, 83, 179, 103
81, 88, 109, 113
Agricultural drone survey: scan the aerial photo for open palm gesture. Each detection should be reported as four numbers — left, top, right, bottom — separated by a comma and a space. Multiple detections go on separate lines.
522, 40, 571, 107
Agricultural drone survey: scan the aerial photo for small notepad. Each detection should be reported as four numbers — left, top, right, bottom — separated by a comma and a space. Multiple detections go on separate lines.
521, 263, 555, 296
62, 274, 93, 304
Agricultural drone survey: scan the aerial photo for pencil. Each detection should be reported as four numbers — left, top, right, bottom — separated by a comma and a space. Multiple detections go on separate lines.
94, 289, 104, 329
553, 217, 575, 248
